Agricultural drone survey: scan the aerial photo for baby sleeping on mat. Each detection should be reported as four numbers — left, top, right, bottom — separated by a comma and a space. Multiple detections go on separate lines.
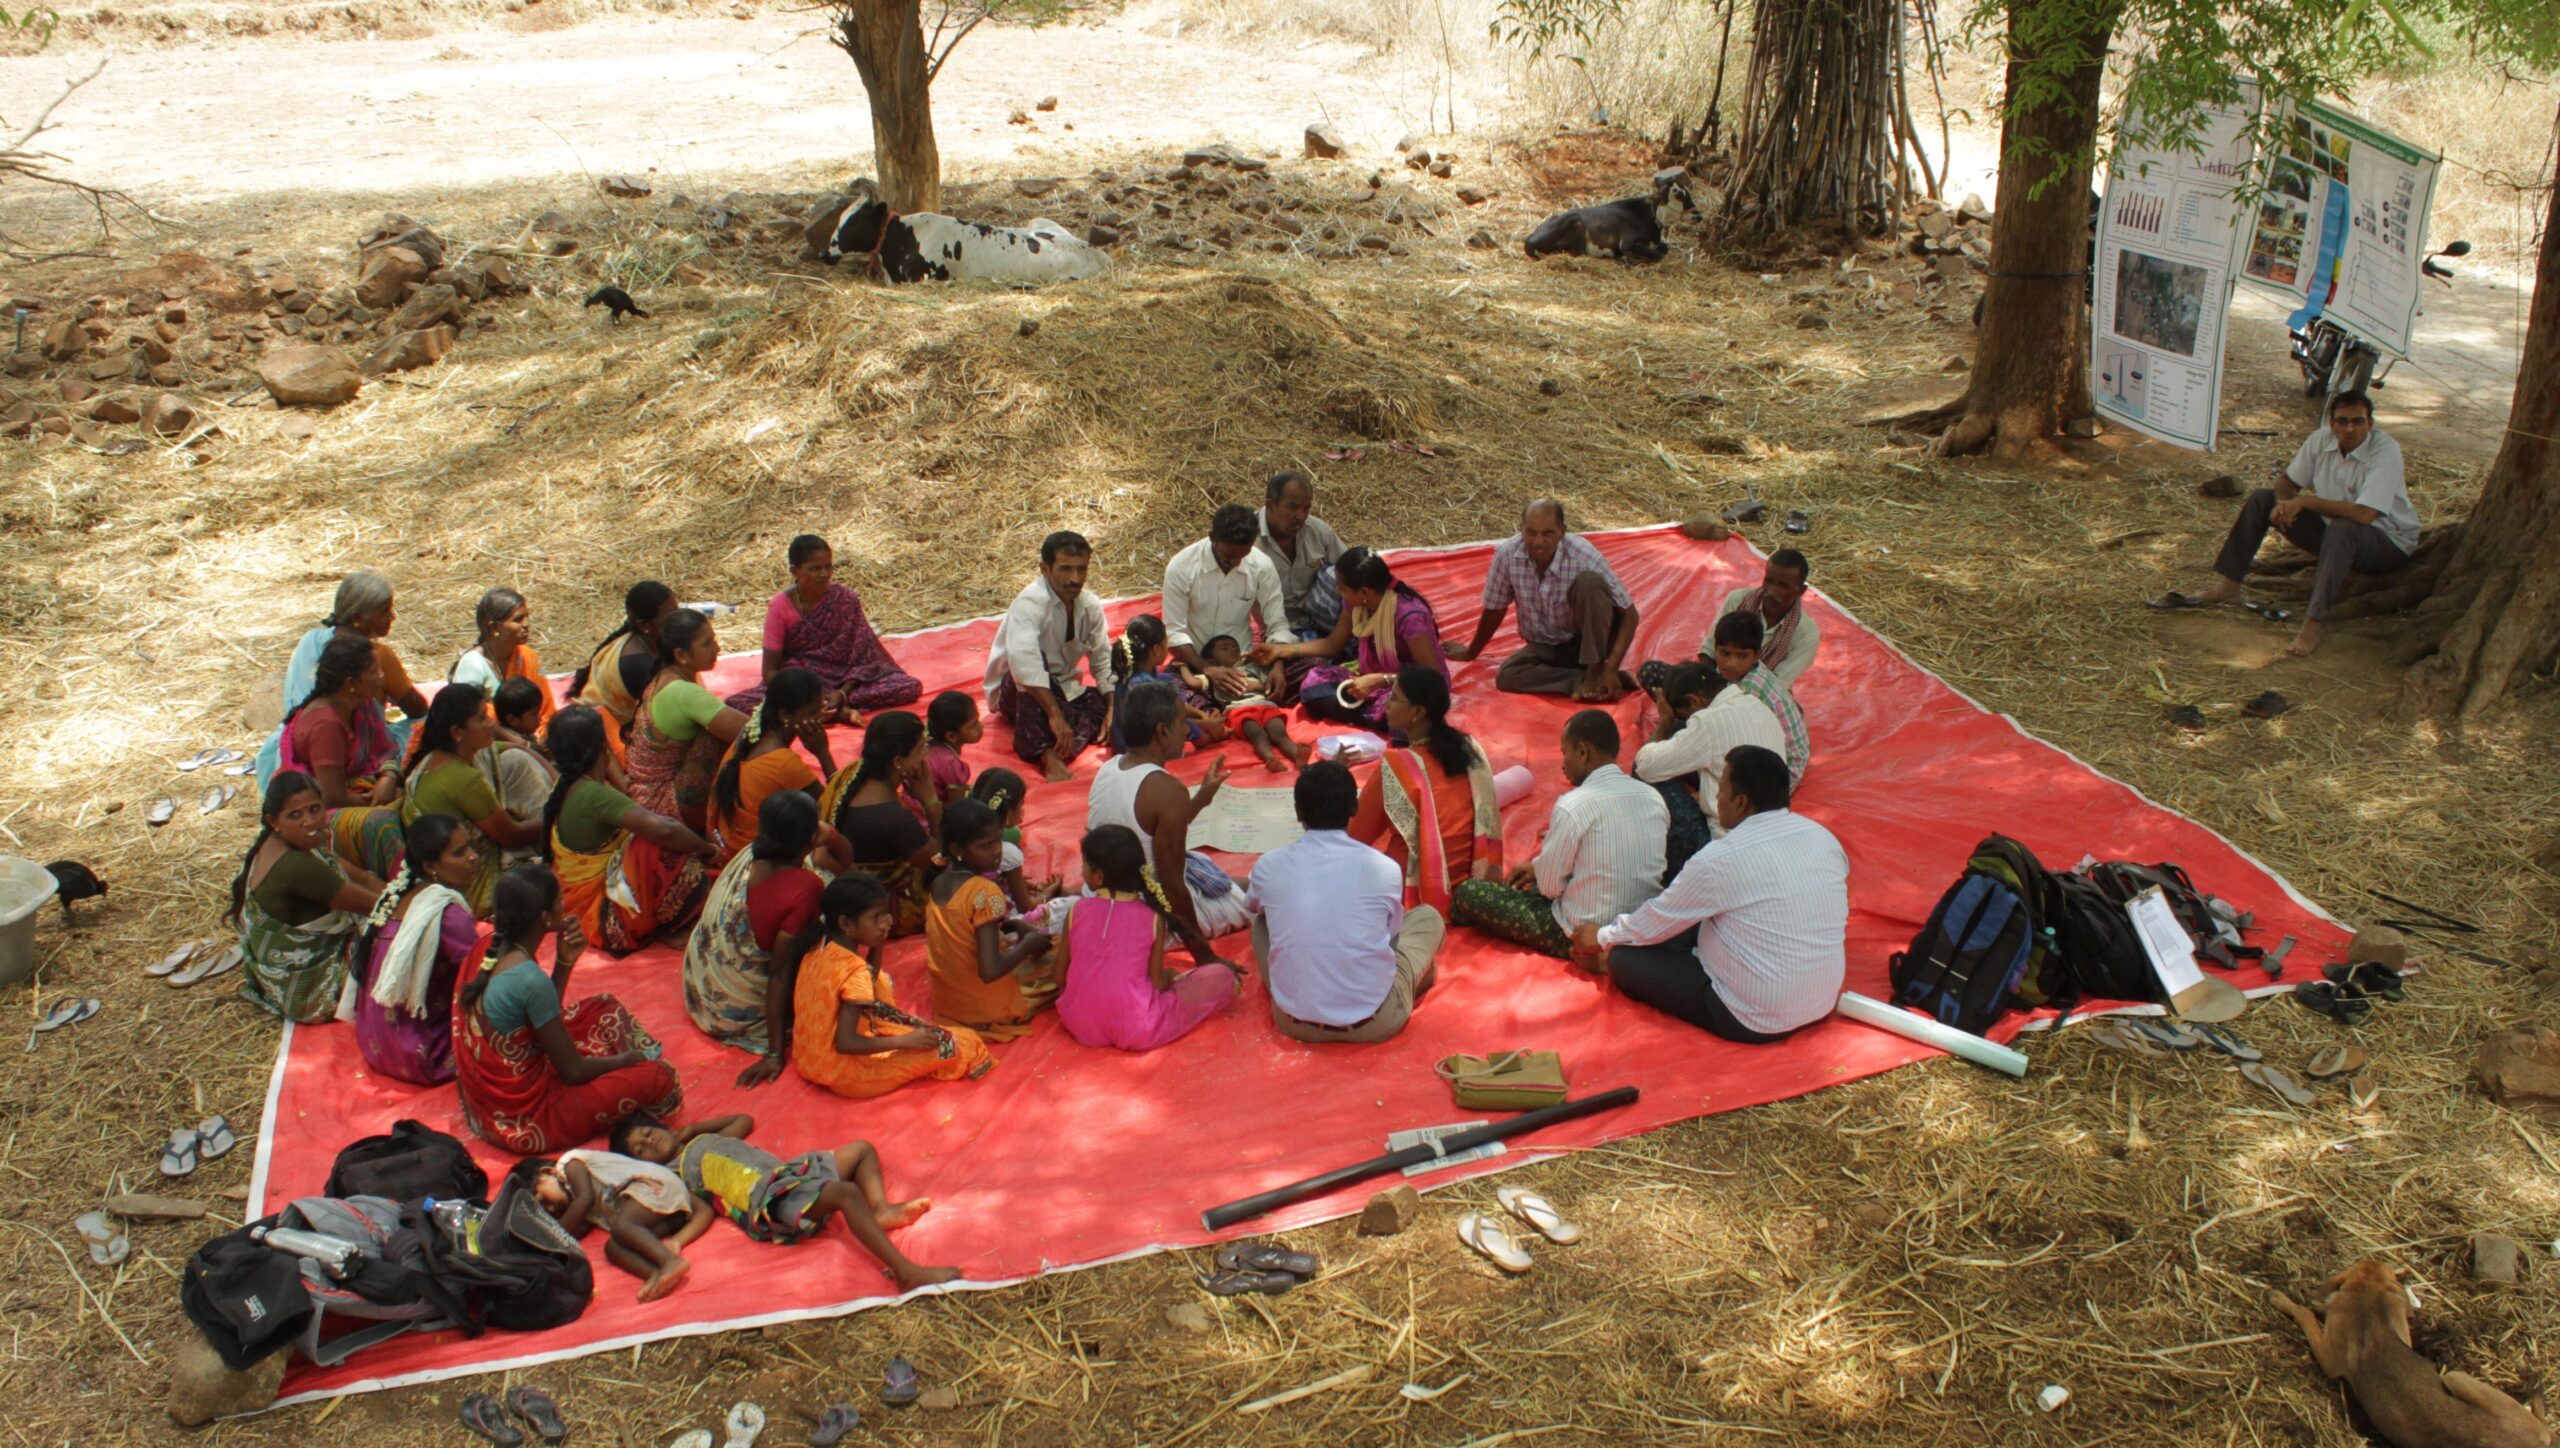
1201, 635, 1307, 772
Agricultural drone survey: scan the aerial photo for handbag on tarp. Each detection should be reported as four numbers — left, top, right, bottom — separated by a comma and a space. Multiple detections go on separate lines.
1434, 1050, 1568, 1111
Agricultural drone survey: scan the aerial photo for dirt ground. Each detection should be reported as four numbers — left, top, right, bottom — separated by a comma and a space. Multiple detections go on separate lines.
3, 6, 2556, 1447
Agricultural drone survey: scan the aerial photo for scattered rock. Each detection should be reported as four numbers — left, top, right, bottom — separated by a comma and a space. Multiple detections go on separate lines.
1428, 160, 1453, 178
532, 209, 577, 234
2200, 473, 2240, 498
0, 399, 33, 437
1958, 193, 1994, 225
2472, 1232, 2524, 1284
2475, 1026, 2560, 1121
257, 346, 363, 407
1538, 377, 1563, 396
1014, 177, 1063, 198
1679, 516, 1732, 541
1356, 235, 1392, 252
1008, 107, 1031, 125
86, 356, 134, 382
40, 318, 84, 361
1941, 353, 1971, 373
1182, 144, 1249, 169
353, 246, 428, 310
57, 378, 96, 404
2348, 926, 2409, 970
360, 325, 458, 376
277, 413, 319, 441
2065, 417, 2102, 438
918, 1386, 959, 1412
1405, 147, 1435, 170
1358, 1184, 1421, 1235
1087, 223, 1124, 248
1165, 1301, 1212, 1333
390, 284, 463, 332
1456, 186, 1489, 206
1035, 95, 1058, 111
1268, 215, 1304, 237
1794, 311, 1830, 330
1304, 123, 1344, 159
1018, 319, 1040, 338
1394, 131, 1421, 153
143, 392, 197, 436
1466, 229, 1497, 250
600, 174, 652, 199
167, 1333, 287, 1426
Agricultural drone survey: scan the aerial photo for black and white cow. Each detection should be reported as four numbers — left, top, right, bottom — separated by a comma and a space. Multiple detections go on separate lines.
1523, 168, 1700, 262
823, 201, 1107, 286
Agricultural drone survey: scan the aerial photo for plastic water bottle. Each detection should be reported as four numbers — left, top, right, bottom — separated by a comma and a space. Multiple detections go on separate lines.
250, 1224, 359, 1279
683, 600, 737, 616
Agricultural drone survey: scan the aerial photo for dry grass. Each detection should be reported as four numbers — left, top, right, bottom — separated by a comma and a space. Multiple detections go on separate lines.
1, 127, 2556, 1447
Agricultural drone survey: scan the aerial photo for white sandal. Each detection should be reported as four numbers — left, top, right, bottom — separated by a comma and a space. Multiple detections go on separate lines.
1456, 1212, 1532, 1274
147, 940, 204, 978
169, 945, 240, 988
1496, 1186, 1583, 1245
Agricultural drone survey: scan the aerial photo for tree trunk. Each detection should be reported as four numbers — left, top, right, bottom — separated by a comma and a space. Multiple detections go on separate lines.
831, 0, 941, 214
1724, 0, 1909, 242
1922, 0, 2117, 459
2399, 139, 2560, 720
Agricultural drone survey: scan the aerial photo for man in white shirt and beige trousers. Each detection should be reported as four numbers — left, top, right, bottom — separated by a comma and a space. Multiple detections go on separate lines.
1574, 745, 1849, 1043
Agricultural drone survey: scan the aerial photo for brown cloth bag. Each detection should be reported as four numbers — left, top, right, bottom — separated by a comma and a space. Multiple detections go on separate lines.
1434, 1051, 1568, 1111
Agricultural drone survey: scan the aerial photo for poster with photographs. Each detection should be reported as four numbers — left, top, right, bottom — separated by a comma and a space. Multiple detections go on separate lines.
2092, 88, 2255, 450
2239, 99, 2441, 356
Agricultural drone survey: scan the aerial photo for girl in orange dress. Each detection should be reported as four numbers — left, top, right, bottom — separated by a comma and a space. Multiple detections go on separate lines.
923, 800, 1054, 1041
791, 873, 993, 1098
708, 668, 836, 863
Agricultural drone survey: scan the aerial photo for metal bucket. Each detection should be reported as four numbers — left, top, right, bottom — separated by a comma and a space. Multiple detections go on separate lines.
0, 857, 59, 989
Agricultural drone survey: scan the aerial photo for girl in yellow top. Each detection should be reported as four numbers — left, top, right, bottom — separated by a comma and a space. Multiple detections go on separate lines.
924, 800, 1053, 1041
791, 873, 992, 1098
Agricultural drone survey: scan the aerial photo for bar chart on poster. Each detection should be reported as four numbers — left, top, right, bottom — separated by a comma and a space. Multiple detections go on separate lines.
2092, 91, 2256, 450
2240, 99, 2441, 357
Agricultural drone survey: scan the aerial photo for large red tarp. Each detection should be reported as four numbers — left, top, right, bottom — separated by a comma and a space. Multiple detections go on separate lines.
250, 526, 2344, 1402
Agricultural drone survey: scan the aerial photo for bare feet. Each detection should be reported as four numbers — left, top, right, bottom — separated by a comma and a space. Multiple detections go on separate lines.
1282, 737, 1311, 771
1259, 749, 1288, 773
2195, 578, 2244, 605
1040, 752, 1073, 783
894, 1261, 963, 1291
638, 1256, 692, 1303
876, 1196, 933, 1230
2282, 619, 2325, 656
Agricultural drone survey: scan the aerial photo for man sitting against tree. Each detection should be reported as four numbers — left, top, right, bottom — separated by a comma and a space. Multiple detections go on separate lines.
1717, 548, 1820, 689
1571, 745, 1848, 1044
1451, 709, 1666, 959
1446, 498, 1639, 701
983, 530, 1116, 782
2155, 389, 2419, 656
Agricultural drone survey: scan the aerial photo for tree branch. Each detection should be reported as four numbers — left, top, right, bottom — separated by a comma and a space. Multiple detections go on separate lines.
3, 54, 104, 159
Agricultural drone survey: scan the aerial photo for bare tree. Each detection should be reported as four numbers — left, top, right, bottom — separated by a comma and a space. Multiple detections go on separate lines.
1, 55, 147, 261
814, 0, 1070, 214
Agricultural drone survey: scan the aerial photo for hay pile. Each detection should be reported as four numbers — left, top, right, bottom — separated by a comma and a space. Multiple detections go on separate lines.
0, 133, 2553, 1445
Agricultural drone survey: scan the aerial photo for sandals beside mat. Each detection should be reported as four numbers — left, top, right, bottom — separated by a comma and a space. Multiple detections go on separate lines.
810, 1405, 861, 1447
722, 1400, 766, 1448
461, 1393, 526, 1447
33, 996, 100, 1034
157, 1115, 238, 1178
1496, 1186, 1583, 1245
2293, 980, 2373, 1026
169, 945, 240, 988
2239, 1061, 2316, 1107
146, 940, 204, 977
506, 1387, 569, 1443
73, 1210, 130, 1268
2306, 1044, 2369, 1079
2147, 591, 2212, 610
1457, 1211, 1533, 1274
882, 1358, 920, 1408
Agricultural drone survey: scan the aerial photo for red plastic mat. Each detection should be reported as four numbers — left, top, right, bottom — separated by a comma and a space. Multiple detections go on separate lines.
249, 525, 2344, 1402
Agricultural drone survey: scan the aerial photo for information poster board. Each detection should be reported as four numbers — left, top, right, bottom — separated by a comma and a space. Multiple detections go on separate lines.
2240, 99, 2442, 357
2092, 94, 2257, 450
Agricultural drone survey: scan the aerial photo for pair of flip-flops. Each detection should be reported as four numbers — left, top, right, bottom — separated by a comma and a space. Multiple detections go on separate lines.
73, 1210, 130, 1267
164, 943, 240, 989
460, 1387, 571, 1446
2111, 1017, 2263, 1060
31, 996, 100, 1039
158, 1115, 238, 1177
2242, 599, 2298, 623
1199, 1240, 1321, 1296
882, 1358, 923, 1407
177, 747, 243, 773
664, 1401, 766, 1448
1458, 1188, 1583, 1275
2292, 962, 2406, 1026
147, 939, 206, 978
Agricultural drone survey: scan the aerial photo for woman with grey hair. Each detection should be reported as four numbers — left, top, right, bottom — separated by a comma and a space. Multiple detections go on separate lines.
252, 571, 430, 785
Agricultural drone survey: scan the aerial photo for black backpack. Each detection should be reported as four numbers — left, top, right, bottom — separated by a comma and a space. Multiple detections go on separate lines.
181, 1195, 475, 1370
421, 1158, 594, 1333
180, 1230, 315, 1370
1889, 835, 2050, 1035
2075, 860, 2262, 971
326, 1118, 489, 1204
2042, 872, 2164, 1006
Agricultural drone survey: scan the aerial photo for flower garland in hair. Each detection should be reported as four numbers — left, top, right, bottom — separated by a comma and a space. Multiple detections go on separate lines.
363, 860, 413, 930
1137, 865, 1173, 916
741, 708, 765, 746
980, 785, 1015, 818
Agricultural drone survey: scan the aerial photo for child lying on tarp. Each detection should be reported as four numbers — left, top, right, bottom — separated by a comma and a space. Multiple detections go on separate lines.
533, 1115, 740, 1303
613, 1111, 960, 1292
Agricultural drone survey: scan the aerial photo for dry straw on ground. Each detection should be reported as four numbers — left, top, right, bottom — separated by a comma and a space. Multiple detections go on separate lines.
0, 132, 2553, 1446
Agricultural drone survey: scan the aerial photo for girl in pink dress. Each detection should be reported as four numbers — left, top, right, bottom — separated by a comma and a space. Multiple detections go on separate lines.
1053, 826, 1242, 1052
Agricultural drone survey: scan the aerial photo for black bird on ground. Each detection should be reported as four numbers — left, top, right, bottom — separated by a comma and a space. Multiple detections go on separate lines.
584, 286, 649, 324
43, 860, 104, 923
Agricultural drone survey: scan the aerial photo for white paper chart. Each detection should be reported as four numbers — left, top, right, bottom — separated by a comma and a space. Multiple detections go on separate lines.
1184, 784, 1305, 855
2240, 98, 2441, 358
2092, 91, 2255, 450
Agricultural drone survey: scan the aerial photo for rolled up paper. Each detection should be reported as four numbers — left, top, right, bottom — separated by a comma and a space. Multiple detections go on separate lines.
1834, 991, 2029, 1077
1492, 764, 1534, 810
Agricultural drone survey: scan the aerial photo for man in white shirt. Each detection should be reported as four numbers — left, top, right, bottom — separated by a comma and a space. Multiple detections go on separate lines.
1633, 662, 1784, 874
1163, 503, 1295, 698
1254, 471, 1345, 641
1715, 549, 1820, 689
1249, 760, 1447, 1044
982, 530, 1118, 782
1572, 745, 1848, 1042
1446, 498, 1639, 701
2165, 390, 2419, 656
1451, 710, 1667, 958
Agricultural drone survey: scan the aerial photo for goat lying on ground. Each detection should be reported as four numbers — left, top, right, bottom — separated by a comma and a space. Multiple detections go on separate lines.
1524, 169, 1698, 262
823, 201, 1107, 286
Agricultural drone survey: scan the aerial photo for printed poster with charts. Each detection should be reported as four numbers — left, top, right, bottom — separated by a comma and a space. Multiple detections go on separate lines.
2240, 99, 2441, 357
2093, 91, 2256, 450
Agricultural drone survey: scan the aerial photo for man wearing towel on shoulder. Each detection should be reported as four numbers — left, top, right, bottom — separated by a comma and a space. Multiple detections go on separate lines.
1571, 745, 1847, 1043
2156, 389, 2419, 657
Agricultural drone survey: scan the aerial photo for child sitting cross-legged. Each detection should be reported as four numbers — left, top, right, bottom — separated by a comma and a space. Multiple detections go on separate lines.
967, 767, 1060, 922
534, 1113, 741, 1303
1109, 614, 1218, 753
614, 1112, 960, 1292
921, 691, 981, 807
791, 871, 994, 1097
1053, 824, 1243, 1052
925, 799, 1055, 1040
1199, 634, 1307, 772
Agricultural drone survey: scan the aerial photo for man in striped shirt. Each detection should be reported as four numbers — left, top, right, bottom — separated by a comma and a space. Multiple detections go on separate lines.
1445, 499, 1640, 701
1572, 745, 1848, 1042
1451, 710, 1668, 957
1711, 611, 1808, 786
